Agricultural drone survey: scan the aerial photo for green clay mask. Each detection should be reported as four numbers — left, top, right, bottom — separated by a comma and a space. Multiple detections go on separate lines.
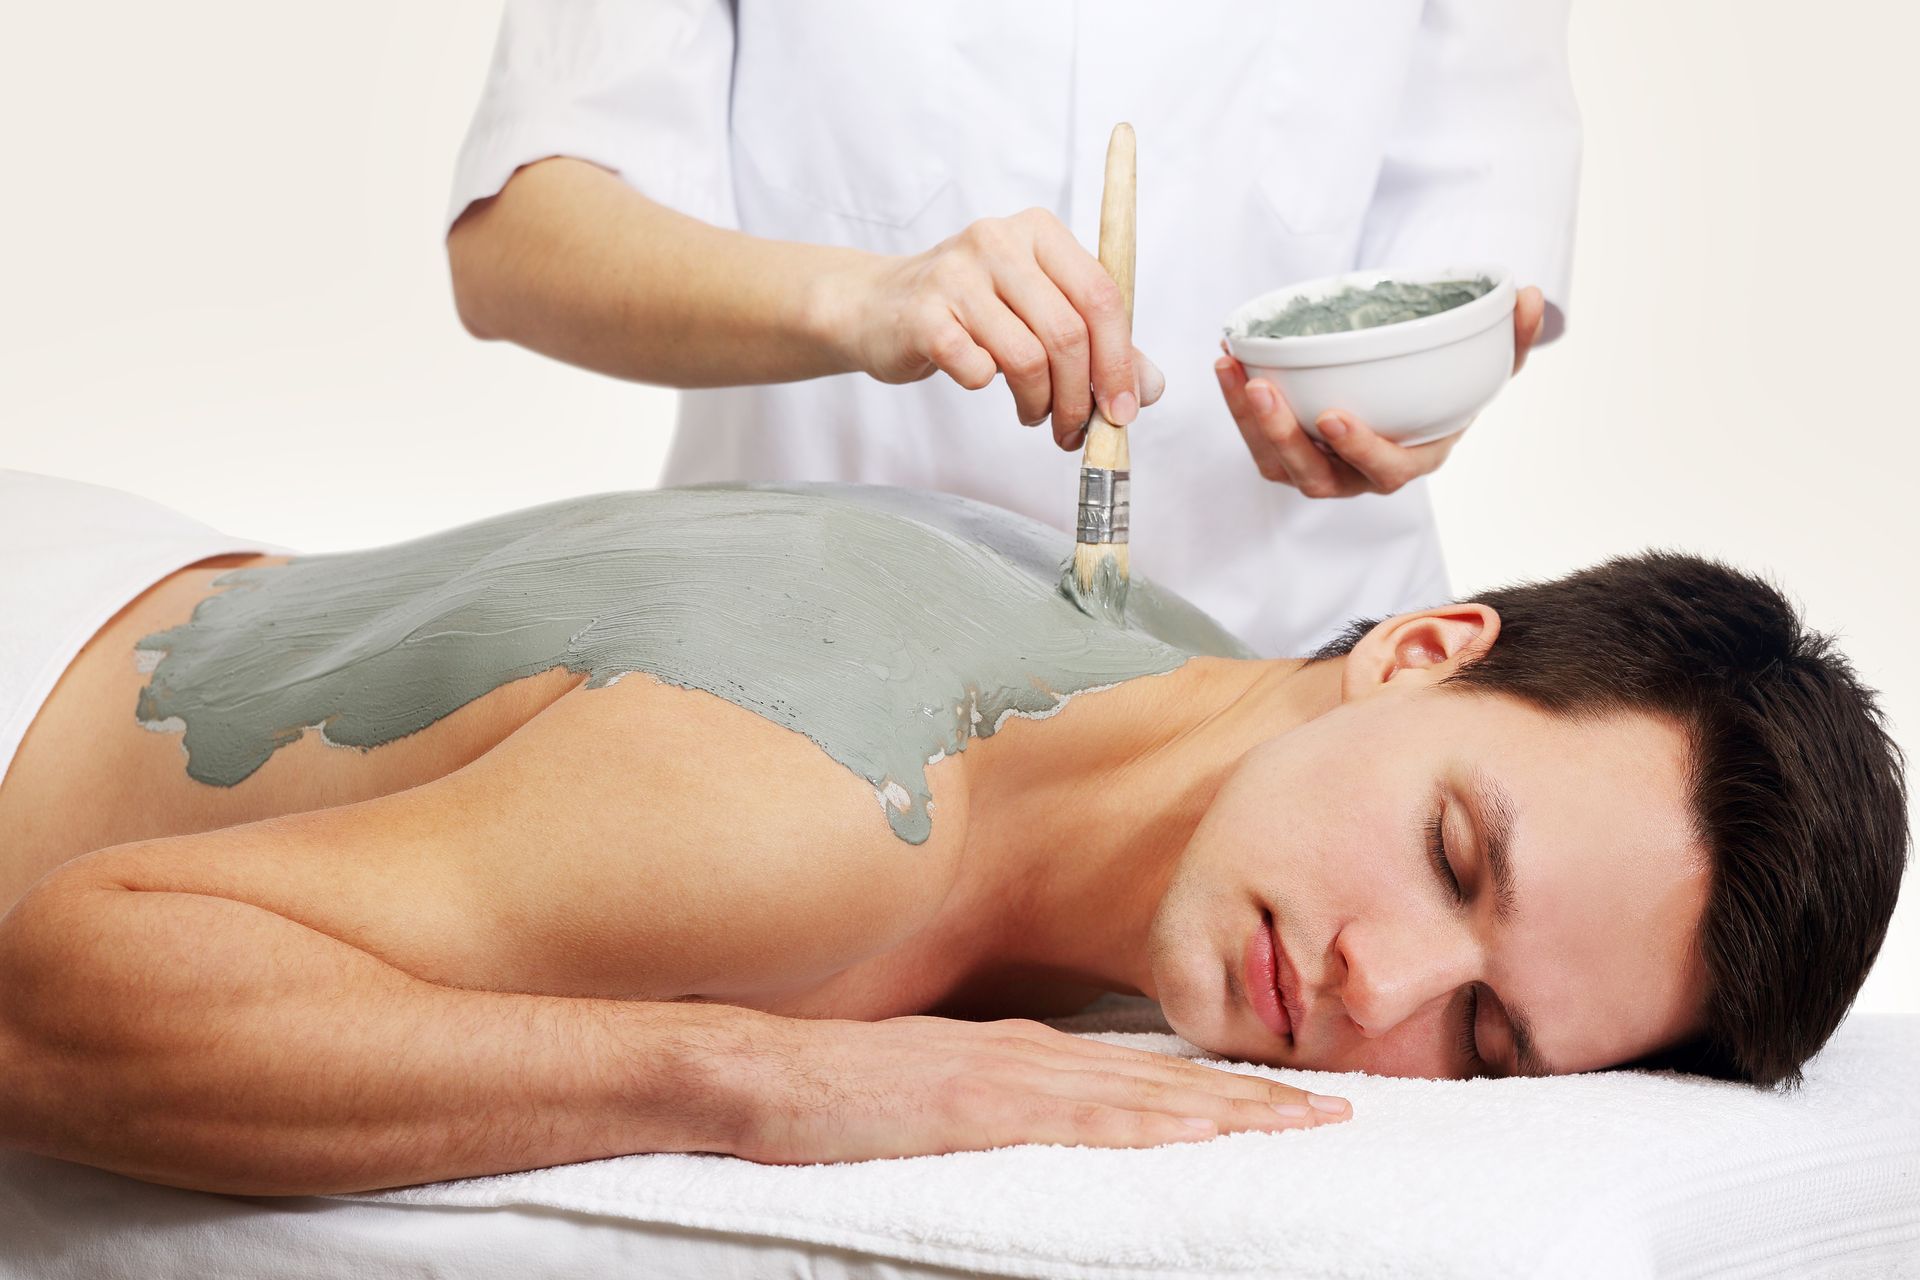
1238, 277, 1493, 339
135, 483, 1252, 844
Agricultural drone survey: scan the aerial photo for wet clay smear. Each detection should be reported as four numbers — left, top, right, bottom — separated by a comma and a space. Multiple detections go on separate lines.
1239, 277, 1493, 339
136, 483, 1252, 844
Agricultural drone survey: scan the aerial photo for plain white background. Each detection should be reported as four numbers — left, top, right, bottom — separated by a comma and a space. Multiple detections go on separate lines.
1, 2, 1914, 1014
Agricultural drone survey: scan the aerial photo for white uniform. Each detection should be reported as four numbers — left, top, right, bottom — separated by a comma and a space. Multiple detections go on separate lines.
449, 0, 1579, 655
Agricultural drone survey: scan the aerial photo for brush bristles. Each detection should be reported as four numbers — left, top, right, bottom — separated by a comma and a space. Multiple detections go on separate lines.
1073, 541, 1129, 591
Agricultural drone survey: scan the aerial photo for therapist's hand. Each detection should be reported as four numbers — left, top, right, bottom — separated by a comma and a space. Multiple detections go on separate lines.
1216, 285, 1547, 498
830, 209, 1165, 449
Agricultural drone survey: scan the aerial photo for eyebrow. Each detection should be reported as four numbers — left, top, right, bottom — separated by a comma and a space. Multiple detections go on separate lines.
1471, 770, 1520, 926
1463, 771, 1556, 1078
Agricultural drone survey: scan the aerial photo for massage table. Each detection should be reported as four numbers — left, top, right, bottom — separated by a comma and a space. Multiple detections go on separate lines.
3, 997, 1915, 1279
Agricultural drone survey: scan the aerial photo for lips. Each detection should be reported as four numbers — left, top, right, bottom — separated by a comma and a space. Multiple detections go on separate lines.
1243, 912, 1293, 1041
1269, 916, 1306, 1044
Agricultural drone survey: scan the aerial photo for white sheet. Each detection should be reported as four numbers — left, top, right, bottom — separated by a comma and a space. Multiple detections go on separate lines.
0, 469, 281, 790
3, 1001, 1915, 1279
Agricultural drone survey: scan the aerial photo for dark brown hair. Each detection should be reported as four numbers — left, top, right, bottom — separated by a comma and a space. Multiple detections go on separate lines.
1311, 551, 1908, 1088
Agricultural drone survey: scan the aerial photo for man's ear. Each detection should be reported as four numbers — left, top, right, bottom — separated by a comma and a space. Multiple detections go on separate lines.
1338, 603, 1501, 703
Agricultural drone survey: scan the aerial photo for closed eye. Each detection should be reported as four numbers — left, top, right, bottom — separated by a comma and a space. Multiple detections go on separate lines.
1428, 790, 1487, 1075
1425, 799, 1464, 906
1455, 984, 1485, 1077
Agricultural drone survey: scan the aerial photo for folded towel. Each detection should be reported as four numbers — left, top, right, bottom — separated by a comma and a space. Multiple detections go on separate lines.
332, 1001, 1920, 1279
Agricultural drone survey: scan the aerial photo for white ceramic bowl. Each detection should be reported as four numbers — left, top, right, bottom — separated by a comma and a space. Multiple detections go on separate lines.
1223, 265, 1515, 447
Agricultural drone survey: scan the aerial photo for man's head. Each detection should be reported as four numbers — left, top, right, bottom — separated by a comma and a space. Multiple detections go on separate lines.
1146, 552, 1907, 1086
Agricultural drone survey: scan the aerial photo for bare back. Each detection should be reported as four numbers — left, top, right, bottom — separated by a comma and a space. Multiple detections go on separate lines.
0, 557, 1095, 1023
0, 484, 1248, 1021
0, 556, 580, 907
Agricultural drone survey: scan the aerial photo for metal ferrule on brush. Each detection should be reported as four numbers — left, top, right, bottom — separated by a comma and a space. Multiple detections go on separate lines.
1076, 466, 1131, 544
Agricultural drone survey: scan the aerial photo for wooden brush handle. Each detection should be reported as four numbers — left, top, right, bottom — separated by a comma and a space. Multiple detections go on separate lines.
1082, 122, 1134, 474
1097, 122, 1136, 328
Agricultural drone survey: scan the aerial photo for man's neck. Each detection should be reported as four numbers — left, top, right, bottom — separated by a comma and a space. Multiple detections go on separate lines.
945, 653, 1344, 1001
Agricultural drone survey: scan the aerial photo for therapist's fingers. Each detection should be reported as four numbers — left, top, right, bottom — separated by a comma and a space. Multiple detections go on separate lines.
1512, 285, 1547, 375
991, 257, 1094, 446
1031, 213, 1138, 429
1317, 413, 1463, 494
1136, 348, 1166, 408
1244, 378, 1349, 497
956, 291, 1056, 426
1215, 357, 1293, 486
920, 311, 999, 393
1065, 347, 1161, 450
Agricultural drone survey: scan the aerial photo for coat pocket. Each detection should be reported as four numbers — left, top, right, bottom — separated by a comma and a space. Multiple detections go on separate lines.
730, 3, 955, 229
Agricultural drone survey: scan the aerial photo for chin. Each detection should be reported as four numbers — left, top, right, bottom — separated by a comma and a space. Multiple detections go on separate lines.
1143, 905, 1241, 1057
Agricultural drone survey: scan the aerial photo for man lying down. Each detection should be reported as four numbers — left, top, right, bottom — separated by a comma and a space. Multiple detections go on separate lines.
0, 474, 1905, 1198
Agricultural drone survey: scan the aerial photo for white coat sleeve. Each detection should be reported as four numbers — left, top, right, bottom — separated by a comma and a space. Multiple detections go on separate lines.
1355, 0, 1581, 342
446, 0, 738, 233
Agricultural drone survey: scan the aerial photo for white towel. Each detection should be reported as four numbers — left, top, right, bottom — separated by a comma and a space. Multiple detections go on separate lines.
332, 1000, 1920, 1279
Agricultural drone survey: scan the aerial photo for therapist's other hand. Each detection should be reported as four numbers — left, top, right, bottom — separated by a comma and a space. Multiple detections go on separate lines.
1217, 285, 1547, 498
834, 209, 1164, 448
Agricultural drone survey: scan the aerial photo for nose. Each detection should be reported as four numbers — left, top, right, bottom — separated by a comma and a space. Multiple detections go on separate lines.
1332, 919, 1475, 1038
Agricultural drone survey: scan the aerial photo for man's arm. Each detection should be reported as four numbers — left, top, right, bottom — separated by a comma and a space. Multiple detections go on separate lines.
0, 680, 1345, 1194
0, 863, 766, 1196
0, 677, 942, 1195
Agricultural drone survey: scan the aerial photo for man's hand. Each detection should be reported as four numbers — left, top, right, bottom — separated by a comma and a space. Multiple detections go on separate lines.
734, 1013, 1349, 1164
1215, 284, 1548, 498
827, 209, 1165, 450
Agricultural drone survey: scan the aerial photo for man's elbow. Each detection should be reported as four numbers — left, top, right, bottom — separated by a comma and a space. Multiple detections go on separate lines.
0, 1001, 34, 1157
0, 878, 109, 1161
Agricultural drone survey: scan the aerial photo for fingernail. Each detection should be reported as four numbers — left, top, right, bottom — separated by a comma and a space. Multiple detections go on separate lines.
1110, 389, 1138, 426
1307, 1094, 1348, 1115
1064, 427, 1087, 451
1213, 357, 1234, 380
1270, 1102, 1311, 1119
1318, 414, 1348, 440
1246, 382, 1273, 412
1181, 1117, 1218, 1131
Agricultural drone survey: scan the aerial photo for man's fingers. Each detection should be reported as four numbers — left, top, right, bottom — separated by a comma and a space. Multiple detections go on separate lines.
1047, 1060, 1349, 1122
1033, 219, 1136, 427
1010, 1099, 1225, 1150
1041, 1069, 1345, 1134
1215, 357, 1294, 486
954, 293, 1054, 427
1010, 1084, 1348, 1153
986, 1019, 1337, 1113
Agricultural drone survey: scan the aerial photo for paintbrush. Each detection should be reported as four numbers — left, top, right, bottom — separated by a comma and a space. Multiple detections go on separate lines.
1067, 122, 1136, 621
